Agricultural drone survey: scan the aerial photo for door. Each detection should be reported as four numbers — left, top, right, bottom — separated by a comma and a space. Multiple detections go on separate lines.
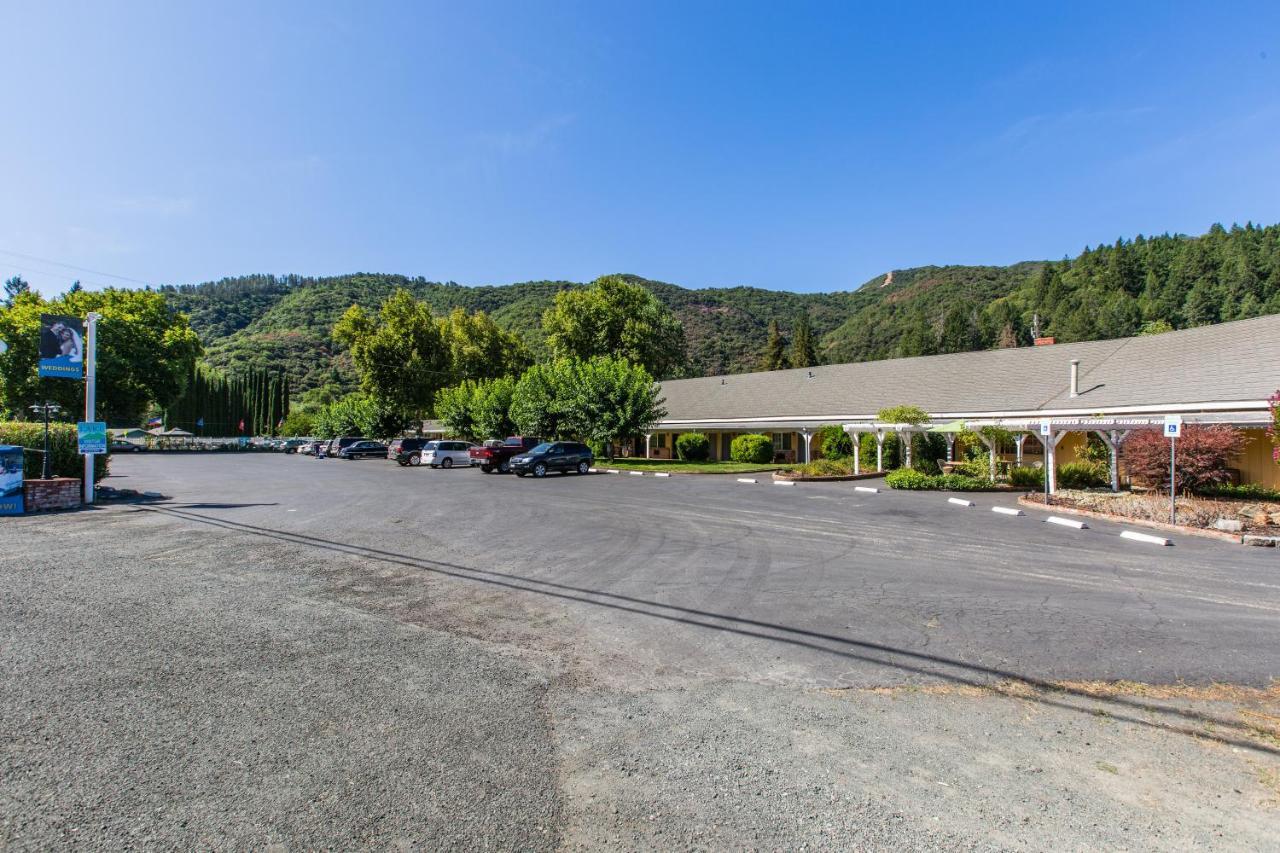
548, 444, 567, 471
447, 442, 467, 466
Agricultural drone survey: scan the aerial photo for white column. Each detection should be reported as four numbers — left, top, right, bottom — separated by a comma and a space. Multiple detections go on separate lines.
800, 429, 813, 463
644, 433, 652, 459
83, 312, 99, 504
1093, 429, 1127, 493
902, 429, 912, 469
1046, 432, 1057, 493
945, 434, 955, 462
853, 438, 861, 475
977, 432, 997, 481
875, 432, 885, 472
1014, 434, 1026, 465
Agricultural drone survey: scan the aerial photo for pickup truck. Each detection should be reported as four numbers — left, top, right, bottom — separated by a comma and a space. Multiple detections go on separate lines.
470, 436, 541, 473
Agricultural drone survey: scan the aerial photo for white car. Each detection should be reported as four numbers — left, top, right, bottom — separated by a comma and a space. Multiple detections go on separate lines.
421, 440, 476, 469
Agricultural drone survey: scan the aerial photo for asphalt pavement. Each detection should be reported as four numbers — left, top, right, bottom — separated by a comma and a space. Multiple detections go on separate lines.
2, 453, 1277, 849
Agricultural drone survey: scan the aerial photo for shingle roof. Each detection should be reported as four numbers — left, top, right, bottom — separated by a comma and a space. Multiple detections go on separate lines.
657, 313, 1280, 423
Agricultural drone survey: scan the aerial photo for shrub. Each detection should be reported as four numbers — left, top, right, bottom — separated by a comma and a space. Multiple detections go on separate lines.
730, 433, 774, 464
885, 468, 935, 490
1056, 461, 1109, 489
784, 458, 853, 478
816, 424, 853, 459
1197, 482, 1280, 501
1009, 466, 1044, 488
950, 459, 988, 479
910, 433, 948, 474
857, 432, 901, 471
1121, 425, 1245, 492
877, 405, 929, 425
0, 421, 109, 482
935, 473, 998, 491
675, 432, 711, 462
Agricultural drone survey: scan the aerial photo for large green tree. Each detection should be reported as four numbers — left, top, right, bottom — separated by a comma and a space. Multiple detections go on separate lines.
790, 312, 817, 368
332, 289, 450, 418
542, 275, 686, 378
0, 287, 201, 424
761, 319, 788, 370
558, 356, 666, 453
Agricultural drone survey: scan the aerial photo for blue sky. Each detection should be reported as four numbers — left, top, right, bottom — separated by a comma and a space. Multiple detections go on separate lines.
3, 1, 1278, 296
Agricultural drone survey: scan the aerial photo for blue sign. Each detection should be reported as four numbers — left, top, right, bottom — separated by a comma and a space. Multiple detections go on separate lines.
38, 314, 84, 379
78, 421, 108, 454
0, 445, 23, 515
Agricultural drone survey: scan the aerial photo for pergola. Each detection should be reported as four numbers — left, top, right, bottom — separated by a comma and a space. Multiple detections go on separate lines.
845, 412, 1272, 493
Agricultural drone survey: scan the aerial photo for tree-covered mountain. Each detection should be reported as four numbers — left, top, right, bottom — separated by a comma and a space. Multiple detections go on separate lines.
161, 222, 1280, 403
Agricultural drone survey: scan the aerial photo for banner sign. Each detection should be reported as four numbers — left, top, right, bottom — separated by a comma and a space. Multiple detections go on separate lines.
0, 445, 23, 515
77, 421, 108, 455
38, 314, 85, 379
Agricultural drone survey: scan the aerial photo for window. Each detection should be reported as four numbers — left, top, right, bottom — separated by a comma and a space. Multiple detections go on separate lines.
772, 433, 793, 451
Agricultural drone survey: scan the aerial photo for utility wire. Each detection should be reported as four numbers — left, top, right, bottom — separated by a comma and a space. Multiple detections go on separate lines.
0, 249, 160, 288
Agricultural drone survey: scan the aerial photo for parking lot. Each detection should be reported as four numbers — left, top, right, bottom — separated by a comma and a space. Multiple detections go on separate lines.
4, 453, 1279, 849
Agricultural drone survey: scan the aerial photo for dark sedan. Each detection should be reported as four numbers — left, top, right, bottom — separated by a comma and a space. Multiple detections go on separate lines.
339, 440, 390, 460
510, 441, 593, 478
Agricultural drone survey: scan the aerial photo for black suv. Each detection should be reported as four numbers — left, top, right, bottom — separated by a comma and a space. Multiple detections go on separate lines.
339, 440, 389, 460
389, 437, 432, 466
511, 441, 593, 478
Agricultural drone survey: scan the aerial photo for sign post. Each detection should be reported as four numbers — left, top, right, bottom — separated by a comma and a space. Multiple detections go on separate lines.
1039, 420, 1052, 505
83, 313, 99, 503
1163, 415, 1182, 525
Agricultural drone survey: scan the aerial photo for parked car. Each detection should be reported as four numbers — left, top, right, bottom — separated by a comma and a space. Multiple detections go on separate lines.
421, 440, 476, 469
388, 437, 434, 466
470, 436, 541, 474
325, 436, 366, 458
281, 438, 312, 453
511, 441, 594, 478
339, 440, 388, 460
108, 440, 144, 453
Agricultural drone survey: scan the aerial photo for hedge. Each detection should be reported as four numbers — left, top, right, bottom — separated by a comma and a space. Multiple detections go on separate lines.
675, 432, 711, 462
885, 468, 1000, 491
1056, 461, 1109, 490
815, 424, 852, 459
730, 434, 774, 464
1008, 466, 1044, 489
0, 422, 109, 482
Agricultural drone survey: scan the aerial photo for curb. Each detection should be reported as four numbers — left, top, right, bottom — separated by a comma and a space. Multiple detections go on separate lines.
1016, 496, 1245, 544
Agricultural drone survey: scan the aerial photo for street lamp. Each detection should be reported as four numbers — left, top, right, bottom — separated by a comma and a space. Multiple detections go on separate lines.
28, 402, 62, 480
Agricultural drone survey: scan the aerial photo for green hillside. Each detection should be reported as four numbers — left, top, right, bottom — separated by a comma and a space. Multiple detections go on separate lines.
161, 222, 1280, 402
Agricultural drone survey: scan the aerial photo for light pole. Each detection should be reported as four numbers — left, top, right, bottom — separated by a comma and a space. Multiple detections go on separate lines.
29, 402, 62, 480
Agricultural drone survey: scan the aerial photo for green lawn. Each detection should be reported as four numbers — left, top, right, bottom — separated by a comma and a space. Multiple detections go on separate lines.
598, 458, 786, 475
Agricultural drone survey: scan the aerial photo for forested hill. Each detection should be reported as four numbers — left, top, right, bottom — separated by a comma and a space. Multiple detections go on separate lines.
161, 222, 1280, 404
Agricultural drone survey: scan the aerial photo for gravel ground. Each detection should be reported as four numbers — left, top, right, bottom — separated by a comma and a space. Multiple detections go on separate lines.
2, 455, 1278, 849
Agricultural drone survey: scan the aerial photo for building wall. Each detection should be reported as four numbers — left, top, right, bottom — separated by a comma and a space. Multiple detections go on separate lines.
1235, 428, 1279, 489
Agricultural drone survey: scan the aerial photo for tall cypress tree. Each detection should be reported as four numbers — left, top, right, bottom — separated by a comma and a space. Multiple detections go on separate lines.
790, 313, 817, 369
761, 319, 788, 371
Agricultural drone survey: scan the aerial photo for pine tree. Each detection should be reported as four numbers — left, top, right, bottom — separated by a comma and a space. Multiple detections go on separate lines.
3, 275, 29, 307
761, 319, 789, 371
790, 313, 817, 368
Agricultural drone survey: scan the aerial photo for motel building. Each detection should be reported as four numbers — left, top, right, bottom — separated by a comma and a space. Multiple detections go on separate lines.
642, 313, 1280, 493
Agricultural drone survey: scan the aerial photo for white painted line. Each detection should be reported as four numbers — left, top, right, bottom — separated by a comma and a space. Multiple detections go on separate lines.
1046, 516, 1088, 530
606, 469, 620, 474
947, 497, 975, 507
737, 478, 758, 484
991, 506, 1025, 516
854, 486, 879, 493
628, 471, 644, 476
1120, 530, 1172, 546
653, 472, 671, 478
774, 480, 796, 487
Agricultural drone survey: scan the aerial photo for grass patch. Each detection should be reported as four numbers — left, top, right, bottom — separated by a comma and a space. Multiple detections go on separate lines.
600, 458, 786, 475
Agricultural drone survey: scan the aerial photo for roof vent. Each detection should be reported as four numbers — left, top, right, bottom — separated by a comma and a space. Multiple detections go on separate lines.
807, 370, 815, 379
1070, 359, 1080, 398
721, 378, 726, 385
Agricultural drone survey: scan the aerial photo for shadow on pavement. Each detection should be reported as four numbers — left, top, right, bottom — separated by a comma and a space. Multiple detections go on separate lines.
138, 504, 1279, 757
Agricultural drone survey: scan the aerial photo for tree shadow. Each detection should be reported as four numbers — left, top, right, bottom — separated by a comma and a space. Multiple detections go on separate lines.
137, 505, 1279, 756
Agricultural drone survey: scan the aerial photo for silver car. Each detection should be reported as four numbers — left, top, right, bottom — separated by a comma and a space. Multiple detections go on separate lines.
421, 440, 475, 469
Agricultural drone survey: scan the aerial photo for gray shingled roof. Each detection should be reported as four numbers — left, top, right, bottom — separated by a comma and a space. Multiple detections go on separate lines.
657, 313, 1280, 423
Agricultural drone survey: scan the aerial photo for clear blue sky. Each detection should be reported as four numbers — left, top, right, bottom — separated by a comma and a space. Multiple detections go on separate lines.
3, 1, 1278, 296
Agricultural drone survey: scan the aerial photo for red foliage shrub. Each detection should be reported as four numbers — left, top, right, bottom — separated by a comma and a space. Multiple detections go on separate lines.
1121, 424, 1246, 493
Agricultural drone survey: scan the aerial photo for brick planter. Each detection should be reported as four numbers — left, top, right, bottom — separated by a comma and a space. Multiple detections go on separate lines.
24, 477, 83, 512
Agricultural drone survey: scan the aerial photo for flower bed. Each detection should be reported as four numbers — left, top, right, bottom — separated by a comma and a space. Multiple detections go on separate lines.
1023, 489, 1280, 535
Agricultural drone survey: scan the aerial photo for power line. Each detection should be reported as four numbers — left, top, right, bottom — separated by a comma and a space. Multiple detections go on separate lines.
0, 247, 161, 286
